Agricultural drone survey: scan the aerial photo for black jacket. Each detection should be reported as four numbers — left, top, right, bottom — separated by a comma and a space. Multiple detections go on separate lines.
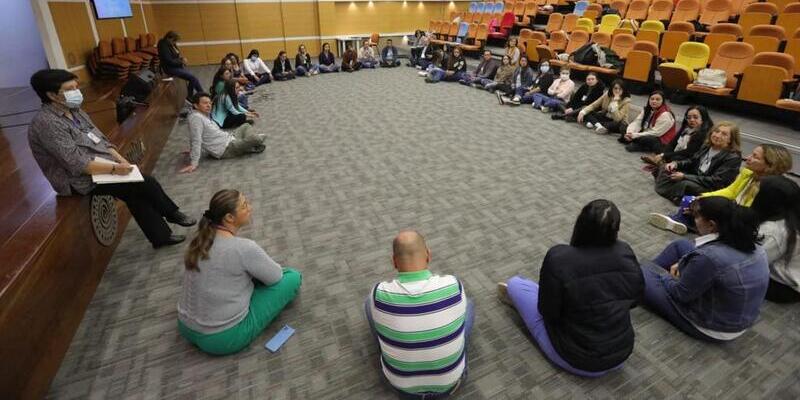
662, 127, 709, 162
510, 66, 534, 89
474, 58, 499, 79
157, 38, 183, 69
295, 53, 312, 69
566, 81, 606, 110
531, 71, 555, 92
319, 51, 336, 66
675, 146, 741, 190
539, 242, 644, 372
273, 58, 293, 74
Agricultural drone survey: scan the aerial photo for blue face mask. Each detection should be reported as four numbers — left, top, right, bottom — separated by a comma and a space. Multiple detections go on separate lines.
63, 89, 83, 109
540, 65, 549, 73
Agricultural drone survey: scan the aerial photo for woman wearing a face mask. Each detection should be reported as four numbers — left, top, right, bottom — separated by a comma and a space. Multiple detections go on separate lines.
520, 61, 555, 105
27, 69, 196, 248
551, 72, 605, 121
531, 68, 575, 113
242, 49, 273, 86
620, 90, 676, 153
157, 31, 204, 102
578, 79, 632, 134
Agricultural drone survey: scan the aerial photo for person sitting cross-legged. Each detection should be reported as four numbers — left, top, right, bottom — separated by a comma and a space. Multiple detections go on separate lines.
318, 42, 340, 73
366, 230, 473, 398
550, 72, 605, 121
619, 90, 676, 153
531, 68, 575, 112
426, 47, 467, 83
496, 55, 534, 105
480, 55, 514, 91
577, 79, 632, 135
178, 189, 302, 355
212, 80, 258, 129
358, 40, 379, 69
459, 50, 498, 87
640, 196, 769, 342
498, 200, 644, 377
242, 49, 273, 86
341, 45, 362, 72
272, 51, 296, 80
380, 39, 401, 67
518, 60, 555, 105
179, 93, 266, 174
294, 44, 320, 76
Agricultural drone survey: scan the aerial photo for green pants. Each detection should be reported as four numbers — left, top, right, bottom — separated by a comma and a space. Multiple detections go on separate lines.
178, 268, 302, 355
220, 124, 266, 159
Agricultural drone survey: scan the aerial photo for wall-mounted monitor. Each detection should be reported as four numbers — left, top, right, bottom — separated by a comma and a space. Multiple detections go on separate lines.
92, 0, 133, 19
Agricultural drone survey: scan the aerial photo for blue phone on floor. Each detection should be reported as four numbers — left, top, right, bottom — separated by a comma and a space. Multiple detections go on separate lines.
265, 325, 295, 353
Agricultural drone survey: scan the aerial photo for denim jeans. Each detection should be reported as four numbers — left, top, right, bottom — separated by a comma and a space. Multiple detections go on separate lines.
164, 66, 203, 99
506, 276, 624, 377
531, 93, 565, 109
296, 64, 319, 76
365, 296, 473, 399
319, 64, 339, 73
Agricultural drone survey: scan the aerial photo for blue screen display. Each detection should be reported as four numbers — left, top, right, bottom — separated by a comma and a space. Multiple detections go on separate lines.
93, 0, 133, 19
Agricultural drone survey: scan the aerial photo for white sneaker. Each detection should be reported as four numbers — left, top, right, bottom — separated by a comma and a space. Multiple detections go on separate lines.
595, 124, 608, 134
417, 71, 427, 76
585, 122, 595, 129
540, 106, 550, 113
497, 282, 514, 307
648, 213, 688, 235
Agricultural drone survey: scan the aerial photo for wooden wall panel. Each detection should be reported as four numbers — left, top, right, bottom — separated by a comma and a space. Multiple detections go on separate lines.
244, 42, 288, 62
150, 4, 205, 42
197, 3, 239, 41
142, 3, 159, 37
328, 2, 448, 36
125, 4, 148, 39
285, 39, 320, 57
282, 3, 319, 37
72, 67, 91, 83
205, 43, 246, 65
178, 45, 209, 66
236, 3, 284, 40
48, 2, 95, 68
95, 19, 124, 41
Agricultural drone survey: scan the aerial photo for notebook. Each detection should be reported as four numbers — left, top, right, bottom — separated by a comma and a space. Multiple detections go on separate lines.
92, 157, 145, 184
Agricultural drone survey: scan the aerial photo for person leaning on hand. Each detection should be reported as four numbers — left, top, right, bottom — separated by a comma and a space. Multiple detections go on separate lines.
28, 69, 196, 248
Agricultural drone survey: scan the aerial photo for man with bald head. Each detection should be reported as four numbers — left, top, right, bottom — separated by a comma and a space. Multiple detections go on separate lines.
366, 230, 473, 398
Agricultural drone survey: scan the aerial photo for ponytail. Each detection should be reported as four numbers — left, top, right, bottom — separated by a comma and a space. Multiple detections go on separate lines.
694, 197, 759, 253
184, 189, 241, 271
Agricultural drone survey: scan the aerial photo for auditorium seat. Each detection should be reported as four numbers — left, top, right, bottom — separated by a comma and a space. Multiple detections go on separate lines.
136, 34, 159, 71
636, 20, 664, 43
703, 23, 743, 60
513, 1, 526, 22
515, 2, 538, 27
551, 30, 590, 67
661, 22, 695, 61
588, 33, 636, 74
591, 31, 612, 47
623, 40, 660, 83
462, 23, 489, 53
744, 24, 787, 54
739, 3, 780, 35
611, 0, 631, 17
575, 17, 596, 32
699, 0, 733, 27
687, 41, 755, 95
627, 0, 651, 21
598, 14, 622, 34
614, 27, 636, 35
784, 28, 800, 76
672, 0, 701, 23
488, 12, 516, 41
88, 41, 131, 80
585, 4, 604, 21
545, 13, 565, 34
775, 94, 800, 111
658, 41, 710, 89
124, 38, 153, 71
563, 13, 580, 33
648, 0, 675, 21
777, 3, 800, 38
525, 38, 543, 63
737, 52, 795, 105
111, 38, 144, 72
536, 30, 569, 61
767, 0, 794, 12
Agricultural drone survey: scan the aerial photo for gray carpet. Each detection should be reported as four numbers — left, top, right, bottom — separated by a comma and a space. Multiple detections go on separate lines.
48, 67, 800, 399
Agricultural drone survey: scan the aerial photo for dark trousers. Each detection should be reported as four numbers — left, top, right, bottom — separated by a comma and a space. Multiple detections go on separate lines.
342, 62, 361, 72
622, 134, 664, 153
654, 167, 710, 204
584, 112, 627, 133
247, 73, 271, 86
222, 113, 247, 129
274, 72, 295, 80
766, 279, 800, 303
380, 60, 400, 67
164, 67, 203, 100
90, 175, 179, 245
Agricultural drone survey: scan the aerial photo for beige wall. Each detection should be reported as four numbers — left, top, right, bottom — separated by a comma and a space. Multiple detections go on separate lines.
45, 0, 471, 72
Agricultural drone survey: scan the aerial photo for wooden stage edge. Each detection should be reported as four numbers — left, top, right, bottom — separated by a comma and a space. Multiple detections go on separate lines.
0, 79, 186, 399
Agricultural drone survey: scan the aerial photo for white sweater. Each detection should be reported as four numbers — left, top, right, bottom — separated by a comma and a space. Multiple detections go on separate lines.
759, 220, 800, 292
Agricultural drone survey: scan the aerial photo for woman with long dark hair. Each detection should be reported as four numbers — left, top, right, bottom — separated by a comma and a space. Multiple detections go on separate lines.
318, 42, 339, 73
211, 80, 257, 129
578, 79, 632, 134
751, 176, 800, 303
157, 31, 204, 101
641, 105, 714, 167
653, 121, 742, 204
642, 197, 768, 342
178, 190, 302, 355
498, 200, 644, 376
620, 90, 676, 153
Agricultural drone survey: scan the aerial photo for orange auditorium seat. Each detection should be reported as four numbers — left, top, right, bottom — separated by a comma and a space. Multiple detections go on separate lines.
589, 33, 637, 75
699, 0, 733, 26
563, 13, 580, 33
552, 30, 590, 67
591, 32, 612, 47
687, 41, 755, 95
784, 28, 800, 76
660, 22, 695, 61
648, 0, 675, 21
738, 3, 780, 35
545, 12, 565, 34
537, 30, 569, 61
623, 40, 660, 82
672, 0, 701, 23
627, 0, 651, 20
777, 3, 800, 37
611, 0, 631, 17
744, 24, 787, 54
737, 52, 795, 105
111, 37, 143, 72
703, 23, 743, 60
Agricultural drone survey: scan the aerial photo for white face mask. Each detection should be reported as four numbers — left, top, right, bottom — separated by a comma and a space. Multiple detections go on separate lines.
63, 89, 83, 109
250, 56, 258, 62
540, 65, 549, 73
560, 73, 570, 81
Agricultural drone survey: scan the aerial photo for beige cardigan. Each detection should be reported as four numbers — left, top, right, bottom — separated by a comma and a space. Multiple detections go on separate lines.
581, 93, 633, 123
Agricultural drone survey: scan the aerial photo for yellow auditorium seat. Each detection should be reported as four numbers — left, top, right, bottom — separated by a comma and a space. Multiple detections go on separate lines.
658, 41, 711, 90
623, 40, 660, 83
744, 24, 787, 54
671, 0, 701, 23
575, 17, 596, 32
598, 14, 622, 34
660, 22, 695, 61
687, 41, 755, 96
737, 52, 795, 105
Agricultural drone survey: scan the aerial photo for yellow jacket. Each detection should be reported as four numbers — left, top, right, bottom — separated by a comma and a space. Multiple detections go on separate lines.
701, 168, 758, 206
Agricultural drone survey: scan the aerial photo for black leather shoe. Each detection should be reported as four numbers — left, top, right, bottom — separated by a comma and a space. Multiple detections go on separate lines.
153, 234, 186, 249
166, 211, 197, 227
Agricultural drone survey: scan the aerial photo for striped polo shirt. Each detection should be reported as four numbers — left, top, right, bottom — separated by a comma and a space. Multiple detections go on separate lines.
370, 269, 467, 394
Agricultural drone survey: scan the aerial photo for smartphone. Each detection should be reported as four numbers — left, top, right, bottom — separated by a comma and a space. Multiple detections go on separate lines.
265, 325, 295, 353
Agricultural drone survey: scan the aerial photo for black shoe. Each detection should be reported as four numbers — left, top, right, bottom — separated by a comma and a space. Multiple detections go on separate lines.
153, 234, 186, 249
551, 113, 565, 120
625, 143, 644, 152
166, 211, 197, 227
250, 144, 266, 153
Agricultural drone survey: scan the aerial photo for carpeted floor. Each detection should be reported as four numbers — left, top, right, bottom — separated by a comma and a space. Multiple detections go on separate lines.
48, 66, 800, 399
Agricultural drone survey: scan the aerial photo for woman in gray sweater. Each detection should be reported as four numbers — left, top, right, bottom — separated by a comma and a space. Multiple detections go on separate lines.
178, 189, 302, 355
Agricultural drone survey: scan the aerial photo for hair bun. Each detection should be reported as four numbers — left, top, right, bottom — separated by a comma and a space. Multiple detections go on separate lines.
202, 210, 213, 220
